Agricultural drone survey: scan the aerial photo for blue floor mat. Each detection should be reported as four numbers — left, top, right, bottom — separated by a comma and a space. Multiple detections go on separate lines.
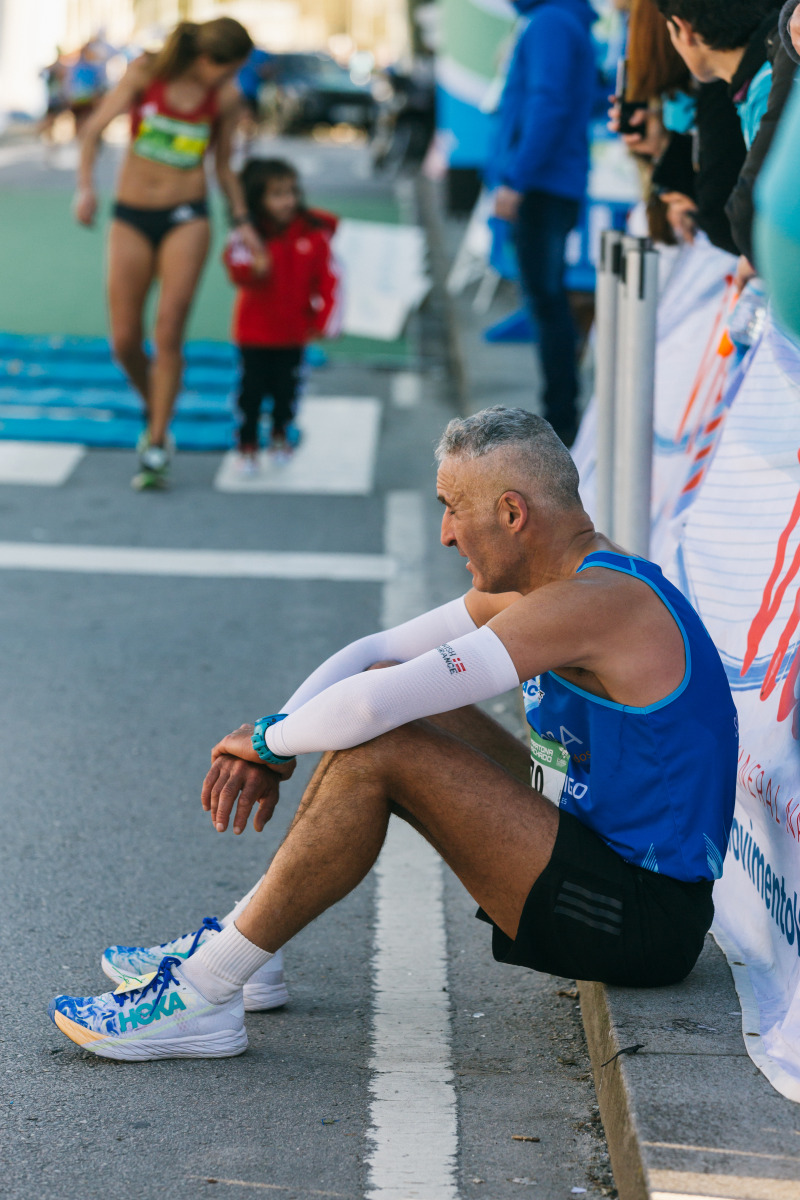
0, 332, 324, 450
0, 332, 237, 366
0, 410, 234, 450
0, 359, 236, 392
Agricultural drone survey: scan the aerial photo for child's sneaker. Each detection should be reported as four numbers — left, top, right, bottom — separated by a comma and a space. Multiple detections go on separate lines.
49, 955, 248, 1061
235, 448, 260, 477
269, 434, 294, 465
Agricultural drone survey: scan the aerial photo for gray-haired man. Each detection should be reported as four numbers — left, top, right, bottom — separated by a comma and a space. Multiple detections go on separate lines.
50, 409, 738, 1061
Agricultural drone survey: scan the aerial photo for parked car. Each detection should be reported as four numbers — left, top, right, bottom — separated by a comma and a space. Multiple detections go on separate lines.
264, 53, 376, 134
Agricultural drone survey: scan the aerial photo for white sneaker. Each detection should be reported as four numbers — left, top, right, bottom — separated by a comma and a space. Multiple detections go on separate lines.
49, 956, 247, 1061
132, 431, 174, 491
101, 918, 288, 1012
235, 451, 260, 478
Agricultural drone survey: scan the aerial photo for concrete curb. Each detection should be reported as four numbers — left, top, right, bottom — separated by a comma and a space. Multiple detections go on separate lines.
579, 976, 649, 1200
579, 937, 800, 1199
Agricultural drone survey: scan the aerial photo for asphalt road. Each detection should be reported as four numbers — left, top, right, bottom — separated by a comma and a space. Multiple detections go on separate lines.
0, 134, 614, 1200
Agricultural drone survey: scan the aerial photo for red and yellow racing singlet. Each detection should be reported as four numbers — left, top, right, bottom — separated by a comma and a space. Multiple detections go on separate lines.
130, 78, 218, 170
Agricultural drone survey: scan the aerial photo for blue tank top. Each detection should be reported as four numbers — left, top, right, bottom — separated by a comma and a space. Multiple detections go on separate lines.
523, 551, 738, 882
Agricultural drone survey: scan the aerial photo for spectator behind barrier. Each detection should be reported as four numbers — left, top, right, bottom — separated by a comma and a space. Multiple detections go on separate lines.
655, 0, 796, 279
491, 0, 598, 447
609, 0, 748, 250
609, 0, 746, 252
610, 0, 685, 244
755, 0, 800, 338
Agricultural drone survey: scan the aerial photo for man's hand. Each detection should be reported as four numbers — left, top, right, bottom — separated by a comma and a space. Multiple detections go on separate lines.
494, 186, 522, 222
608, 99, 668, 158
211, 722, 262, 764
202, 753, 294, 834
660, 191, 698, 243
211, 722, 297, 771
735, 254, 757, 293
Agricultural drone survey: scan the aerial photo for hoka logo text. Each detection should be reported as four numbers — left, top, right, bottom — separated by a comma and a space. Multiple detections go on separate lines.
118, 991, 186, 1032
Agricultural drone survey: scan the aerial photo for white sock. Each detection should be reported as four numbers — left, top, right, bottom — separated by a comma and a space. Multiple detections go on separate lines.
221, 876, 264, 927
181, 922, 273, 1005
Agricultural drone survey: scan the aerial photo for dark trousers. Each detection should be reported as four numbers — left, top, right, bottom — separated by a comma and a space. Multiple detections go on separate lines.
513, 190, 581, 441
237, 345, 304, 448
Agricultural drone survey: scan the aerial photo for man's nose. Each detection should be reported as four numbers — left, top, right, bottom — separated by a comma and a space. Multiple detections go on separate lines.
440, 513, 455, 547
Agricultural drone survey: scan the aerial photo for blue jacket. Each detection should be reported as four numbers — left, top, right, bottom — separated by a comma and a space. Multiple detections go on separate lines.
493, 0, 597, 200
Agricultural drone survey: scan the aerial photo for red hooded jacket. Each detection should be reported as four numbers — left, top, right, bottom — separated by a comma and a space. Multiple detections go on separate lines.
223, 209, 340, 347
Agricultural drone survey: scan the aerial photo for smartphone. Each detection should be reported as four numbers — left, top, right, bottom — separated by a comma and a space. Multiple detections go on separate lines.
615, 58, 648, 137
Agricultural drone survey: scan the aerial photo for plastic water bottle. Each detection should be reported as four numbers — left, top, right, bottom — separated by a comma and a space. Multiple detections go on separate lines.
729, 278, 768, 350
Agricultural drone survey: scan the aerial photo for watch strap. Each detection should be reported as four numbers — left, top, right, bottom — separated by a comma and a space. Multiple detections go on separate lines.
252, 713, 294, 764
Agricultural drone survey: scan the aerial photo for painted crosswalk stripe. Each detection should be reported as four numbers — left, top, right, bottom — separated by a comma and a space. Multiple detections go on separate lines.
214, 398, 381, 495
0, 440, 85, 485
0, 541, 393, 583
367, 491, 458, 1200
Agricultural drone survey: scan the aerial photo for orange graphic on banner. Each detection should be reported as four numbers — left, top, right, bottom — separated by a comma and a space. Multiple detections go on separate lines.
675, 279, 737, 445
743, 452, 800, 736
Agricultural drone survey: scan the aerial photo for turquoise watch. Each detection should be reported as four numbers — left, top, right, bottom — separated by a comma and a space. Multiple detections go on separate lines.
252, 713, 295, 764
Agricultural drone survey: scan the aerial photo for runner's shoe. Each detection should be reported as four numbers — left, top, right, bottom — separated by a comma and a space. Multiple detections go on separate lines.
268, 434, 295, 466
132, 432, 173, 491
235, 448, 260, 475
101, 918, 288, 1012
48, 955, 247, 1061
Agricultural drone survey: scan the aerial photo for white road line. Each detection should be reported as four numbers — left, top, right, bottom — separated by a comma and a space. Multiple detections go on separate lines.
390, 373, 422, 409
367, 491, 458, 1200
0, 542, 394, 583
0, 440, 85, 485
214, 398, 381, 495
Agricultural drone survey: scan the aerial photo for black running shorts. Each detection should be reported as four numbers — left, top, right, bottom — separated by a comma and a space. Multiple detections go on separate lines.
112, 199, 209, 249
477, 811, 714, 987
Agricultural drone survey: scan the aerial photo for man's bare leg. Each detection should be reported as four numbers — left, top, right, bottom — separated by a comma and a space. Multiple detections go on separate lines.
236, 713, 556, 953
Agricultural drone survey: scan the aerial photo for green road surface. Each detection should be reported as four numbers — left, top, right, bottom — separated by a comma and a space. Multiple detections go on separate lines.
0, 188, 409, 363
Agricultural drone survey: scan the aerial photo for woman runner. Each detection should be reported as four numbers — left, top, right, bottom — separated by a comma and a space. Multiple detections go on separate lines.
74, 17, 258, 489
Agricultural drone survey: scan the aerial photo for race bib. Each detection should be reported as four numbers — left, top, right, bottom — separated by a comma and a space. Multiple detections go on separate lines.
529, 728, 569, 806
133, 113, 211, 170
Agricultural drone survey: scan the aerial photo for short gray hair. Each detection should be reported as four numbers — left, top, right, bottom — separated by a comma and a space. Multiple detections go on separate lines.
435, 406, 580, 508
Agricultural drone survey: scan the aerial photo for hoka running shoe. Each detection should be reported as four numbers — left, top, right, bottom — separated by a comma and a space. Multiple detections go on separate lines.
101, 917, 288, 1012
49, 955, 247, 1061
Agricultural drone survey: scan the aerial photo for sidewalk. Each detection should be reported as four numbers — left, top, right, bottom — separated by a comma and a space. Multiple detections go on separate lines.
418, 177, 594, 420
423, 178, 800, 1200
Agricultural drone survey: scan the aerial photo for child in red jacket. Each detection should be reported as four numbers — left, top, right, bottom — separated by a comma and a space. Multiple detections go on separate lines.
223, 158, 339, 468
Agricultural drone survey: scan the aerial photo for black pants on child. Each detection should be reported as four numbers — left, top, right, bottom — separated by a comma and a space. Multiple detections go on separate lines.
237, 346, 304, 449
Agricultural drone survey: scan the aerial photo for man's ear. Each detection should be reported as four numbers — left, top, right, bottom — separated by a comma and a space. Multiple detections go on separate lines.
669, 15, 696, 46
499, 490, 528, 531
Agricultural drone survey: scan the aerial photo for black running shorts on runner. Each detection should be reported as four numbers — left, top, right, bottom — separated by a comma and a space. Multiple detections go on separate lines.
477, 811, 714, 987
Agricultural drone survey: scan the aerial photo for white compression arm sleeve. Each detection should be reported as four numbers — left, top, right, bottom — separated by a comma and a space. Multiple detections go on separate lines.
281, 596, 477, 714
267, 625, 519, 758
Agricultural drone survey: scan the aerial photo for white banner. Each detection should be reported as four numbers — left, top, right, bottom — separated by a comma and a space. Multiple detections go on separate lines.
333, 220, 431, 342
574, 238, 800, 1101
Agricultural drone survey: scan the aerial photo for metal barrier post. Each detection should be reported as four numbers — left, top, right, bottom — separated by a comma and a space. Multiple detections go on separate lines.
613, 237, 659, 557
594, 230, 623, 536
